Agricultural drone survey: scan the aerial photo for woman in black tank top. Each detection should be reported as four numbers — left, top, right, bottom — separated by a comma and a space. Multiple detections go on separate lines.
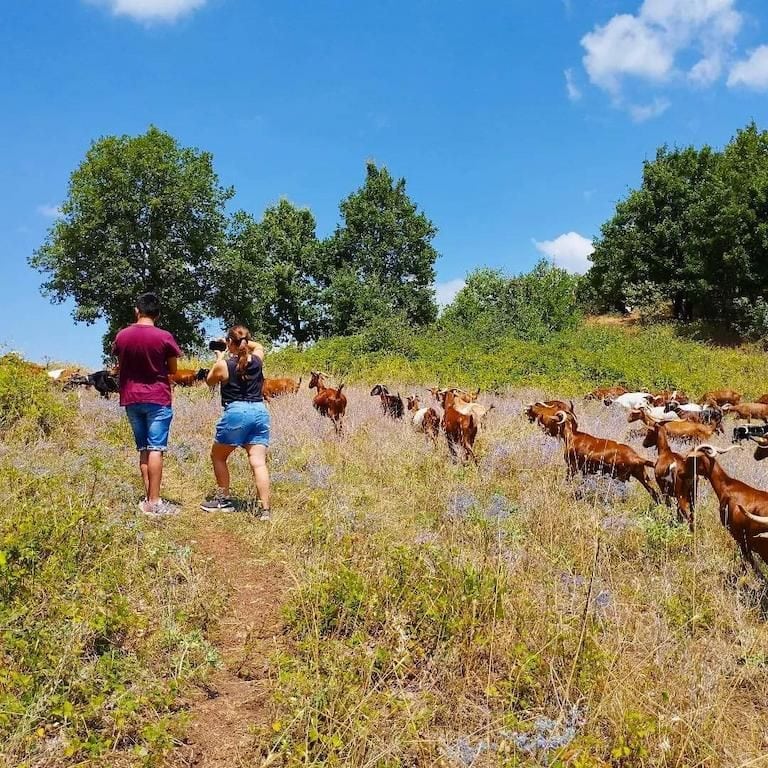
202, 325, 271, 519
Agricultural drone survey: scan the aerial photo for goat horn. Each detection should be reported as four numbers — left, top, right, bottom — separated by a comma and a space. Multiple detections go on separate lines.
554, 410, 569, 424
534, 400, 547, 406
744, 509, 768, 526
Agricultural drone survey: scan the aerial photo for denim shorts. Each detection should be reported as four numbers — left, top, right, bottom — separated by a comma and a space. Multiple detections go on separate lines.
125, 403, 173, 452
215, 401, 270, 447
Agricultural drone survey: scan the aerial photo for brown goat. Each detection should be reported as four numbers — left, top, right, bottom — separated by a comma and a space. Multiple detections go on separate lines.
441, 390, 478, 464
756, 394, 768, 405
634, 408, 716, 442
263, 376, 302, 401
585, 386, 627, 401
700, 389, 741, 407
553, 412, 660, 502
750, 435, 768, 461
651, 389, 689, 406
643, 422, 695, 528
686, 444, 768, 573
309, 371, 347, 434
170, 368, 208, 387
722, 402, 768, 424
406, 395, 440, 442
525, 399, 576, 437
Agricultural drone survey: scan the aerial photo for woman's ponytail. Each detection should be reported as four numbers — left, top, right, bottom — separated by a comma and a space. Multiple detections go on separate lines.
226, 325, 251, 378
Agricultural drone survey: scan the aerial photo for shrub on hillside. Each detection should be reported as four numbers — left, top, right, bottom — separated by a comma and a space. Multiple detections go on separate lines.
0, 354, 73, 439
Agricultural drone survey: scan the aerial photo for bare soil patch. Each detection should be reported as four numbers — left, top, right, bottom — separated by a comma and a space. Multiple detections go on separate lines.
175, 518, 288, 767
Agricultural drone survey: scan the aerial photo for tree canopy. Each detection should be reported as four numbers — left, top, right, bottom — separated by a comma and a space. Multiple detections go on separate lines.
322, 162, 439, 335
30, 126, 233, 352
213, 201, 323, 346
587, 122, 768, 328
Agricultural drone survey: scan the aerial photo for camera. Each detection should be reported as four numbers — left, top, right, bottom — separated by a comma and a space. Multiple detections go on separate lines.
208, 339, 227, 352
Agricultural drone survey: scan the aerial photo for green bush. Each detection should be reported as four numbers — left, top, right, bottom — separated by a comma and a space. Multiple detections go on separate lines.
0, 354, 73, 439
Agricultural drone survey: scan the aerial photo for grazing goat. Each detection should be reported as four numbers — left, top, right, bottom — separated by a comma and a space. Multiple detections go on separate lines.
627, 405, 680, 422
668, 403, 724, 431
553, 411, 660, 502
643, 422, 695, 528
47, 367, 82, 383
651, 389, 689, 406
309, 371, 347, 434
370, 384, 404, 419
757, 394, 768, 405
722, 402, 768, 424
525, 400, 576, 437
686, 444, 768, 573
699, 389, 741, 407
606, 391, 654, 409
63, 369, 120, 399
406, 395, 440, 442
633, 408, 716, 442
585, 386, 627, 401
263, 376, 302, 401
170, 368, 208, 387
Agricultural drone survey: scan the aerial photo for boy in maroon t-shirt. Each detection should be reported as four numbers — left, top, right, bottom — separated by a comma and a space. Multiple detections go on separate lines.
112, 292, 182, 517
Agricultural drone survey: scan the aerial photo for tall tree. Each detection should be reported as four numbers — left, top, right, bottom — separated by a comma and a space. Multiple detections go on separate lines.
213, 200, 322, 345
323, 162, 438, 334
587, 122, 768, 323
30, 126, 233, 353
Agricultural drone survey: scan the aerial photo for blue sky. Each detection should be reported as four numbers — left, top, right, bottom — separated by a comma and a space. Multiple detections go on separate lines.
3, 0, 768, 366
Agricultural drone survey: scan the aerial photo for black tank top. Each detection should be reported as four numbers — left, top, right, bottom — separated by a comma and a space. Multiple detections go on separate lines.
220, 356, 264, 405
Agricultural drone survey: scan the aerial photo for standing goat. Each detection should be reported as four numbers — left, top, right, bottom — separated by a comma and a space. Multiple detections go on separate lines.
406, 395, 440, 442
686, 444, 768, 573
553, 411, 660, 502
370, 385, 404, 419
643, 421, 695, 528
309, 371, 347, 434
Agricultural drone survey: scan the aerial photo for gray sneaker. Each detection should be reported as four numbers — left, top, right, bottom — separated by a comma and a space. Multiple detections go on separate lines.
200, 491, 235, 512
139, 499, 180, 518
256, 508, 271, 522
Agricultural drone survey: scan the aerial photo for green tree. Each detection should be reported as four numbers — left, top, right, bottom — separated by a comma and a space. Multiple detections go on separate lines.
213, 201, 322, 345
442, 261, 581, 341
323, 162, 438, 334
587, 122, 768, 324
30, 126, 233, 353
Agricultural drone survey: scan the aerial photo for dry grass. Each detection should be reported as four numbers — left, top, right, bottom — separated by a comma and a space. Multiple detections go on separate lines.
7, 371, 768, 766
162, 383, 768, 766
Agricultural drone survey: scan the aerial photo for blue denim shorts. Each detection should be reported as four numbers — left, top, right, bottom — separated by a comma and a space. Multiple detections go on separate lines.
215, 401, 270, 447
125, 403, 173, 452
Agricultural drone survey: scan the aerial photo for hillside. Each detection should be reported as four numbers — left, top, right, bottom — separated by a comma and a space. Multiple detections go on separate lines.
3, 331, 768, 767
267, 322, 768, 398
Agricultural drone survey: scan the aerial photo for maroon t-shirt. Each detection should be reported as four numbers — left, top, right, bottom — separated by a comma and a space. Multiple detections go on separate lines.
112, 324, 182, 407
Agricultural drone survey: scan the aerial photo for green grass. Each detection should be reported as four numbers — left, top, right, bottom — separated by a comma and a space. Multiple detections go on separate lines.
266, 321, 768, 397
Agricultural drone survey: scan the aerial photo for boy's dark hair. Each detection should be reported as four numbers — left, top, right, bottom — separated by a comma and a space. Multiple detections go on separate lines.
135, 292, 161, 319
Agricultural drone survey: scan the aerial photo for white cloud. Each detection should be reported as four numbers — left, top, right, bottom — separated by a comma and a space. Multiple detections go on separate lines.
579, 0, 743, 114
435, 278, 465, 308
37, 204, 62, 218
534, 232, 594, 274
728, 45, 768, 89
88, 0, 207, 22
582, 13, 673, 95
628, 97, 670, 122
564, 68, 581, 101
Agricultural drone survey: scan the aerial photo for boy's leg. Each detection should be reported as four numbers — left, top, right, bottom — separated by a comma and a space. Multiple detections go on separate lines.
139, 451, 150, 498
145, 406, 173, 504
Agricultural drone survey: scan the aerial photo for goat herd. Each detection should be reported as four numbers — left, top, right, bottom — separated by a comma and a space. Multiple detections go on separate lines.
308, 375, 768, 576
528, 386, 768, 577
36, 361, 768, 576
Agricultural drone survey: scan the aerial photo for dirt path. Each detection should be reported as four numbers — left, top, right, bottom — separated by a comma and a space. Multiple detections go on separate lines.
175, 516, 288, 767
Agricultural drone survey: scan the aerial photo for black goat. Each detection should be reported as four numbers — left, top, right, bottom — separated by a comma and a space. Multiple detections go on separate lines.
370, 384, 404, 419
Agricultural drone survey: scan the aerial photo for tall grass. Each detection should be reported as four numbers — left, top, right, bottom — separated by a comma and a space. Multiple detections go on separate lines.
266, 322, 768, 397
194, 387, 768, 766
0, 361, 219, 767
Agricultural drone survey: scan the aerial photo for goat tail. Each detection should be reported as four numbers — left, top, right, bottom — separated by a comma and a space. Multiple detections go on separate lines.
337, 382, 345, 394
644, 459, 655, 468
